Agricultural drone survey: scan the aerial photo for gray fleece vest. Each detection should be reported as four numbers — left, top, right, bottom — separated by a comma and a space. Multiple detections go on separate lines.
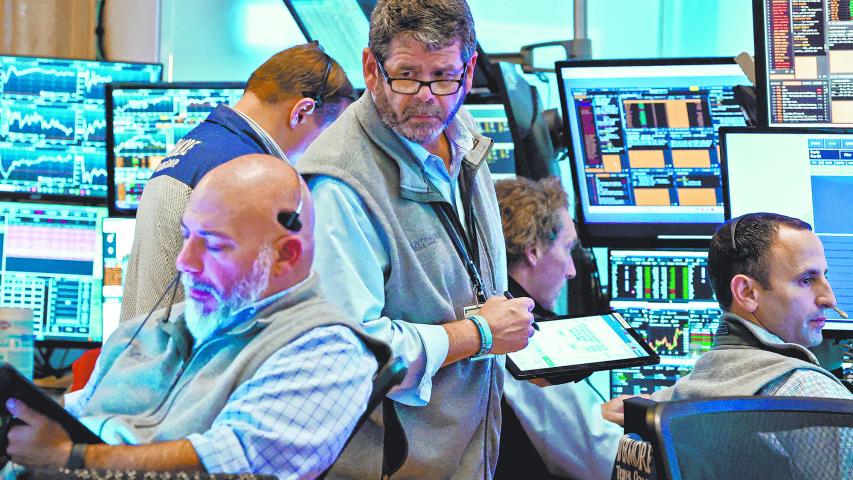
79, 273, 374, 443
654, 313, 847, 401
299, 93, 508, 480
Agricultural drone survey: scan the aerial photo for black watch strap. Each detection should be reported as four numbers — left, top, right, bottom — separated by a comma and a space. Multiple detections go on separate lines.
66, 443, 87, 470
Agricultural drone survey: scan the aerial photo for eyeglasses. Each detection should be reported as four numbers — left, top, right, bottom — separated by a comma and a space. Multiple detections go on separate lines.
375, 58, 467, 96
302, 53, 333, 108
730, 215, 743, 252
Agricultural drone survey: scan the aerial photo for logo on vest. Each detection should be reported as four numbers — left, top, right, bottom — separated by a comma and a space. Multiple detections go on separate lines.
156, 138, 202, 172
410, 231, 441, 252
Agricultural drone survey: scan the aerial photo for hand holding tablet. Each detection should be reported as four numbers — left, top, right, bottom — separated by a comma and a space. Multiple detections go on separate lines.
506, 311, 659, 380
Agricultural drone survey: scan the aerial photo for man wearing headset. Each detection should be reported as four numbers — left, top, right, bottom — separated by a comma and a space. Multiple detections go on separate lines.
652, 212, 851, 401
4, 155, 380, 479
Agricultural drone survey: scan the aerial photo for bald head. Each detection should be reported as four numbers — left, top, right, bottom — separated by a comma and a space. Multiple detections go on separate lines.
177, 154, 315, 314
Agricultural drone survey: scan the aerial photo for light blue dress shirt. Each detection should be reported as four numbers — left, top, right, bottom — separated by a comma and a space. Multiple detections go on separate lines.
64, 283, 376, 480
307, 121, 474, 406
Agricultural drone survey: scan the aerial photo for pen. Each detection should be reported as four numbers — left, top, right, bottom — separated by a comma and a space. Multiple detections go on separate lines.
504, 290, 539, 331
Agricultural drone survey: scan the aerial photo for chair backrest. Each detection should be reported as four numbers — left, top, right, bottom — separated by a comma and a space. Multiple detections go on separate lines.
624, 396, 853, 480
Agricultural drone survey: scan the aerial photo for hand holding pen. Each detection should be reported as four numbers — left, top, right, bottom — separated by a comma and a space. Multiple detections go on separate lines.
504, 291, 539, 331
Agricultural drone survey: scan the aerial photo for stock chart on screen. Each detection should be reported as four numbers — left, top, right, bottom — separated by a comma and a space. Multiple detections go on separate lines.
465, 102, 516, 176
756, 0, 853, 126
106, 83, 244, 214
556, 58, 748, 245
0, 201, 107, 345
0, 56, 162, 201
608, 250, 722, 397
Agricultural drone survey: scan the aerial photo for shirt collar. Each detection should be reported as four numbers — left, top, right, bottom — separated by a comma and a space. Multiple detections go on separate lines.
212, 275, 311, 336
228, 105, 290, 163
396, 113, 476, 180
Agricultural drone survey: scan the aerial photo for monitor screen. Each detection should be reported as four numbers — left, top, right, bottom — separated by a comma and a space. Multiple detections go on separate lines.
0, 55, 162, 202
755, 0, 853, 127
284, 0, 369, 91
721, 126, 853, 334
608, 249, 722, 397
465, 101, 516, 177
556, 58, 749, 246
105, 82, 245, 215
0, 201, 107, 345
102, 217, 136, 342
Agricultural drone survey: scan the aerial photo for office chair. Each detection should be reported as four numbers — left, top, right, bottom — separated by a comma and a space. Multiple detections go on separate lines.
622, 396, 853, 480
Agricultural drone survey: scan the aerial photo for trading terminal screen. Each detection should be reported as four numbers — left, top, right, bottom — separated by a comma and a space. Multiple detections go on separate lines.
556, 59, 749, 246
0, 56, 162, 201
0, 201, 106, 345
757, 0, 853, 126
102, 217, 136, 342
722, 127, 853, 334
608, 250, 722, 397
465, 102, 516, 177
106, 83, 245, 214
284, 0, 369, 91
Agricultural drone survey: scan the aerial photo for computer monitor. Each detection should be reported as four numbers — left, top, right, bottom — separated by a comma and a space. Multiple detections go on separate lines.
102, 217, 136, 342
105, 82, 245, 215
464, 99, 516, 177
754, 0, 853, 127
0, 201, 107, 346
0, 55, 162, 203
284, 0, 369, 91
555, 58, 749, 247
721, 126, 853, 335
608, 249, 722, 397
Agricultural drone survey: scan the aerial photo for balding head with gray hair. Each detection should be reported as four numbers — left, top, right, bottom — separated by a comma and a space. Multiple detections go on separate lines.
369, 0, 477, 63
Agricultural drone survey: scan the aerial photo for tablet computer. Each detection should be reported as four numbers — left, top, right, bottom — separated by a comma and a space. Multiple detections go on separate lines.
0, 363, 103, 444
506, 311, 659, 380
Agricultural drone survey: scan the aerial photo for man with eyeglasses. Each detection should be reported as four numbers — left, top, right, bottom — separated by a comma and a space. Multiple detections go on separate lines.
298, 1, 535, 478
120, 42, 355, 324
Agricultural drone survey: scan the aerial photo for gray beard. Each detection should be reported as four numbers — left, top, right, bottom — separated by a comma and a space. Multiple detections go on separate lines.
372, 87, 465, 145
182, 246, 274, 344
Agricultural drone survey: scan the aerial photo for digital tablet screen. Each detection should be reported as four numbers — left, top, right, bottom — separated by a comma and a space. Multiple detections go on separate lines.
506, 312, 659, 380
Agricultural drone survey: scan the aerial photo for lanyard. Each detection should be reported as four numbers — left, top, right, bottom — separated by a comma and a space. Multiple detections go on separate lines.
430, 168, 487, 303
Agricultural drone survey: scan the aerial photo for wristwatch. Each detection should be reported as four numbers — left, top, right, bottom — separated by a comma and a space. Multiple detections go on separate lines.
65, 443, 87, 470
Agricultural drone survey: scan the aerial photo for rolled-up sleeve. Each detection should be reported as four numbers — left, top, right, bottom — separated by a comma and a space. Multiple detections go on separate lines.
308, 175, 449, 406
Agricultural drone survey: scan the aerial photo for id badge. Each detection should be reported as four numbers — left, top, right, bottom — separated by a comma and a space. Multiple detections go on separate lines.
463, 304, 482, 318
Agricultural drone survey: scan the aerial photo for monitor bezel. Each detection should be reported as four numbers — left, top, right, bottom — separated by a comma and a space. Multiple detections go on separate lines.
0, 54, 163, 206
555, 56, 748, 248
105, 81, 246, 217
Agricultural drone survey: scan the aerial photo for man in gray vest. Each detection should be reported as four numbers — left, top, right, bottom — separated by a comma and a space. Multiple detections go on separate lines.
652, 212, 852, 401
298, 0, 535, 478
4, 154, 379, 479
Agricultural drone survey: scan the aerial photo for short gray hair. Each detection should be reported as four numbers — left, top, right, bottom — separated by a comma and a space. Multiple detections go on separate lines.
369, 0, 477, 64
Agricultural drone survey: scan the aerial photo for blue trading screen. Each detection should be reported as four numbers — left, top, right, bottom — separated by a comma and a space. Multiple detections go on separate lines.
101, 217, 135, 342
0, 56, 161, 200
107, 84, 244, 212
0, 202, 106, 344
609, 250, 722, 397
558, 62, 748, 240
466, 103, 516, 176
724, 129, 853, 334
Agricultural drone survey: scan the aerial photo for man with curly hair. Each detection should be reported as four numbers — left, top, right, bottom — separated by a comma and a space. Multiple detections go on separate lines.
494, 176, 624, 480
